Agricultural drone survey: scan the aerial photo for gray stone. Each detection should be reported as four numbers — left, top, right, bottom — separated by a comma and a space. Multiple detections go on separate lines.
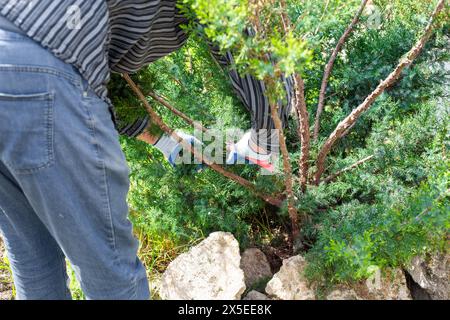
327, 268, 411, 300
361, 268, 411, 300
159, 232, 246, 300
265, 255, 315, 300
240, 248, 272, 288
407, 253, 449, 300
326, 287, 360, 300
243, 290, 270, 300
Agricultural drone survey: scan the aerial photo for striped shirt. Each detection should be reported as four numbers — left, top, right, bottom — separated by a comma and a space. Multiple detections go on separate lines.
0, 0, 293, 143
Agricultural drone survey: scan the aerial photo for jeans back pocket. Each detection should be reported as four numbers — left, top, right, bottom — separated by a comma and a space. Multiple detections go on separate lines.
0, 92, 54, 174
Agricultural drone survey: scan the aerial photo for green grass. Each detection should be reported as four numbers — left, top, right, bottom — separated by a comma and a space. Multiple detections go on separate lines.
0, 244, 15, 300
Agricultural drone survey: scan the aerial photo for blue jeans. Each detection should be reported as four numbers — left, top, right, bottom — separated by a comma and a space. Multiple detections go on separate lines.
0, 27, 149, 300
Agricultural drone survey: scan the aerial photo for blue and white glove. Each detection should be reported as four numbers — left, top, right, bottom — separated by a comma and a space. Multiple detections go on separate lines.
226, 131, 274, 172
154, 131, 203, 167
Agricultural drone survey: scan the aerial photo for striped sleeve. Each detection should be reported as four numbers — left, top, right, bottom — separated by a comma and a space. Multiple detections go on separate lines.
206, 40, 295, 133
106, 0, 190, 138
116, 115, 150, 138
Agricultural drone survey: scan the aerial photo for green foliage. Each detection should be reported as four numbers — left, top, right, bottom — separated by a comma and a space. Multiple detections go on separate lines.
67, 262, 85, 300
180, 0, 313, 102
123, 139, 274, 248
299, 0, 448, 153
303, 100, 449, 284
305, 164, 449, 284
181, 0, 248, 50
112, 38, 281, 250
108, 0, 449, 284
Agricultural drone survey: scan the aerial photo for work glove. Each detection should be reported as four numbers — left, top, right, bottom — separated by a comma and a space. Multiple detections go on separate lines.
154, 131, 203, 167
226, 131, 275, 172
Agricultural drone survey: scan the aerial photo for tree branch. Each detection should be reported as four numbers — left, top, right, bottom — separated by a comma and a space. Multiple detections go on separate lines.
314, 0, 331, 35
293, 75, 311, 192
276, 0, 307, 236
279, 0, 311, 193
314, 0, 445, 185
313, 0, 369, 141
269, 102, 300, 237
279, 0, 292, 32
323, 155, 374, 183
123, 74, 283, 207
147, 91, 208, 133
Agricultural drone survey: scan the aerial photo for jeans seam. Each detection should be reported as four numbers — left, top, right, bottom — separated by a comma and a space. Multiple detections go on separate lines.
101, 161, 117, 250
0, 65, 82, 90
80, 99, 119, 256
47, 91, 55, 170
0, 29, 29, 41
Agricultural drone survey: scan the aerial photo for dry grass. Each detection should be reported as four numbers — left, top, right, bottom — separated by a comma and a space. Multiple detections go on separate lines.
135, 228, 205, 299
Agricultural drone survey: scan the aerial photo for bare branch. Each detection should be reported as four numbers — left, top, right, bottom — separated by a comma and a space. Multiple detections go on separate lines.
269, 102, 300, 237
314, 0, 331, 35
313, 0, 369, 141
279, 0, 292, 32
323, 155, 374, 183
123, 74, 283, 207
147, 91, 208, 133
314, 0, 446, 185
293, 75, 311, 192
279, 0, 311, 192
276, 0, 307, 236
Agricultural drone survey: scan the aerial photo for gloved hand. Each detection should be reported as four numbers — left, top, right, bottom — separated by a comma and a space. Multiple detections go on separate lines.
154, 130, 203, 167
226, 131, 274, 172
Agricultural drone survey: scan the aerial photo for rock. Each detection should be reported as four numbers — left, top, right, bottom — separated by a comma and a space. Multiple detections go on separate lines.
326, 287, 360, 300
159, 232, 246, 300
240, 248, 272, 288
359, 268, 411, 300
265, 255, 315, 300
406, 253, 449, 300
326, 268, 411, 300
405, 272, 432, 300
244, 290, 270, 300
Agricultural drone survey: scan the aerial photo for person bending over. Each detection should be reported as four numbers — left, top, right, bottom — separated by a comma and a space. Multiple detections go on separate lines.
0, 0, 292, 300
